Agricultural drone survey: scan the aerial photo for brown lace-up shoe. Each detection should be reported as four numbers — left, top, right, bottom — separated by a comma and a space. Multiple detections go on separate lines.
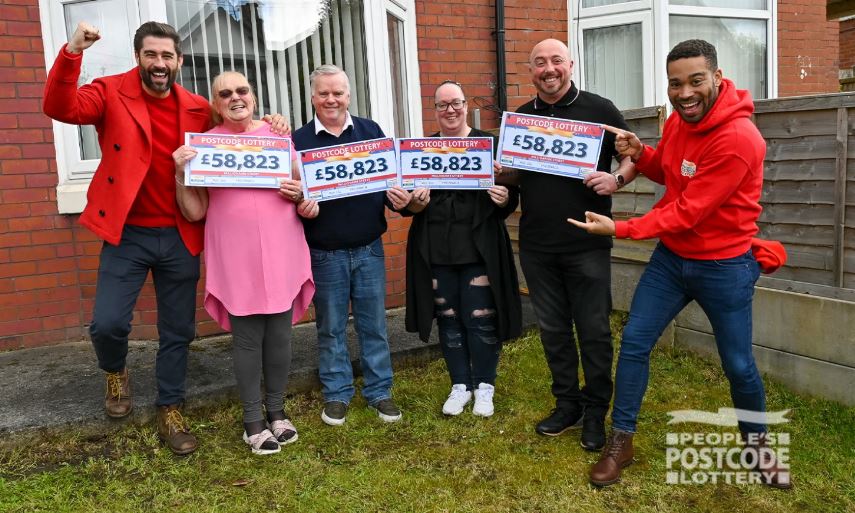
589, 430, 634, 486
157, 405, 198, 455
104, 368, 132, 418
743, 432, 793, 489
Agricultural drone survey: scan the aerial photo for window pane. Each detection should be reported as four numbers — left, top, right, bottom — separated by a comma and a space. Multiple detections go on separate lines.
583, 0, 634, 7
670, 0, 766, 8
583, 23, 643, 110
166, 0, 370, 130
670, 16, 767, 99
386, 13, 409, 137
64, 0, 133, 161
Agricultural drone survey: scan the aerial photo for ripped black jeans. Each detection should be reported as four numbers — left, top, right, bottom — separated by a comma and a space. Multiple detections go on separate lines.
432, 263, 500, 389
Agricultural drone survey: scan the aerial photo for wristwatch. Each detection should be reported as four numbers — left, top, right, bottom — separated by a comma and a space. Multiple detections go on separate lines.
613, 172, 625, 190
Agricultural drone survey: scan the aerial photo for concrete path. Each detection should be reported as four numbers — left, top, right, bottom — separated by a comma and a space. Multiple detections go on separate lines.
0, 303, 535, 442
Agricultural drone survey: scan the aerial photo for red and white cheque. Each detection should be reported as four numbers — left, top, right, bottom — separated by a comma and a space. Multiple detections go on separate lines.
398, 137, 494, 190
184, 132, 292, 188
299, 137, 398, 202
497, 112, 605, 179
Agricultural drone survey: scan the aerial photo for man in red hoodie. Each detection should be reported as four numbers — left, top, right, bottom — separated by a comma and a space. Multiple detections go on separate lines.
569, 39, 790, 489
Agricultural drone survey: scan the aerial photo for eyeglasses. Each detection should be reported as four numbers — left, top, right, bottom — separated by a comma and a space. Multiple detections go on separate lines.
217, 86, 250, 99
435, 99, 466, 111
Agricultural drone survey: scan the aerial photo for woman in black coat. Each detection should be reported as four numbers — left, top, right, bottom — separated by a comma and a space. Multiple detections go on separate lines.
403, 81, 522, 417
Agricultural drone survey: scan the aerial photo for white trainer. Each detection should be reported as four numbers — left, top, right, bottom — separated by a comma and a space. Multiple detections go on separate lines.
472, 383, 495, 417
442, 384, 472, 416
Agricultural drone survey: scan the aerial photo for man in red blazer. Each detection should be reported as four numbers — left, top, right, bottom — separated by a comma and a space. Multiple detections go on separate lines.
43, 21, 210, 455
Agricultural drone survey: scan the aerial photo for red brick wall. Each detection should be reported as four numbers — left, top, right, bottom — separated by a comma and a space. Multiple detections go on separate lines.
0, 0, 409, 351
381, 214, 409, 307
840, 18, 855, 71
414, 0, 841, 105
777, 0, 840, 96
415, 0, 567, 133
1, 0, 844, 350
504, 1, 569, 112
0, 0, 83, 350
4, 0, 564, 350
0, 0, 228, 349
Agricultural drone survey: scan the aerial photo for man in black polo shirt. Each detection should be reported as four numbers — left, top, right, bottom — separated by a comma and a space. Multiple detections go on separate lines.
292, 65, 412, 426
516, 38, 635, 451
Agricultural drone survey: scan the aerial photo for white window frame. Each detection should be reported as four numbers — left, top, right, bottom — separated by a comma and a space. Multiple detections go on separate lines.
573, 10, 656, 109
39, 0, 140, 214
664, 2, 776, 107
39, 0, 422, 214
570, 0, 777, 112
576, 0, 652, 19
363, 0, 423, 138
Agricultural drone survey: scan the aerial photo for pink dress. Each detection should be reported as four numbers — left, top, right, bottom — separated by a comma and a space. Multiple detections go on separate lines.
202, 124, 314, 331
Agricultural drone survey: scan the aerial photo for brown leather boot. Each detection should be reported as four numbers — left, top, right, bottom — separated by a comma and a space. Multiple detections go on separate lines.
104, 368, 132, 418
743, 432, 793, 489
157, 404, 198, 456
589, 430, 634, 486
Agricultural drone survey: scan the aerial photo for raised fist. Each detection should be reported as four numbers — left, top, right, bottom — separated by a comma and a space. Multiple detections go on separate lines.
68, 22, 101, 54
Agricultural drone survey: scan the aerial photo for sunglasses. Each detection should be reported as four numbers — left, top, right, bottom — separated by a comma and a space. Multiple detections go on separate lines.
217, 86, 251, 99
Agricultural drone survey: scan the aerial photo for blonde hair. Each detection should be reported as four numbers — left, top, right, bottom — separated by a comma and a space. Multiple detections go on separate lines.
209, 71, 258, 125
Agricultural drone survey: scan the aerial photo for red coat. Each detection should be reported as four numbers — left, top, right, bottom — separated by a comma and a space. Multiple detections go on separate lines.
43, 45, 210, 255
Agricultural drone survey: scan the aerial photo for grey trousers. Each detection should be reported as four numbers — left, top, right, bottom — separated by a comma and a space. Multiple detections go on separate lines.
229, 310, 293, 423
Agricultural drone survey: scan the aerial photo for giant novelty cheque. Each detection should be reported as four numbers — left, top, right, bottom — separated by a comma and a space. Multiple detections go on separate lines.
497, 112, 605, 179
397, 137, 494, 190
183, 133, 292, 188
300, 137, 399, 202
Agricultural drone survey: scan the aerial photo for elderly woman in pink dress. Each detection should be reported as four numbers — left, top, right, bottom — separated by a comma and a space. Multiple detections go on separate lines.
173, 71, 317, 455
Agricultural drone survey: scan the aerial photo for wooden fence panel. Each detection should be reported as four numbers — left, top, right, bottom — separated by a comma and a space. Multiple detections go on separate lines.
611, 107, 665, 261
502, 93, 855, 298
765, 136, 839, 161
755, 109, 850, 138
763, 158, 837, 182
752, 95, 855, 292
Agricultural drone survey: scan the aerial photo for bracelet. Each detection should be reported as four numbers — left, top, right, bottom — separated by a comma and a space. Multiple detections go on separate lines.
175, 176, 185, 186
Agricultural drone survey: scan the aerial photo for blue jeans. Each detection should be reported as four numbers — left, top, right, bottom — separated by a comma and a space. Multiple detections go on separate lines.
90, 225, 200, 406
611, 244, 767, 434
310, 238, 394, 405
432, 263, 501, 389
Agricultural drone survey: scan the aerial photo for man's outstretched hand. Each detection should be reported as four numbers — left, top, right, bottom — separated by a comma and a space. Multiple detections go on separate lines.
567, 211, 616, 236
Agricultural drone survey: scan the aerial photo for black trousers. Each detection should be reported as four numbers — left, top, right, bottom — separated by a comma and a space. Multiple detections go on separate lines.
519, 247, 613, 418
89, 225, 200, 406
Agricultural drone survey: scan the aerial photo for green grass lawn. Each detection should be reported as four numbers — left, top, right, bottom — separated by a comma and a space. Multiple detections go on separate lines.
1, 318, 853, 513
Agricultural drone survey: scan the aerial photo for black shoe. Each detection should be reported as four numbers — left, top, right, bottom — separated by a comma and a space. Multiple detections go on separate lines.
371, 398, 402, 423
321, 401, 348, 426
581, 414, 606, 451
535, 407, 583, 436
